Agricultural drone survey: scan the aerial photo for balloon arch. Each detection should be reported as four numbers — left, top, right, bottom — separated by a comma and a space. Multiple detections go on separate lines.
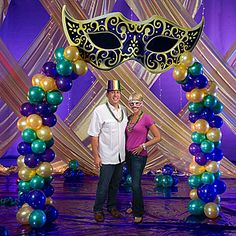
15, 8, 225, 228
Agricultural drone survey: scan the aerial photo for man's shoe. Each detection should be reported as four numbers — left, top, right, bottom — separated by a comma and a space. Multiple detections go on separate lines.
108, 208, 121, 218
94, 211, 104, 222
134, 216, 143, 224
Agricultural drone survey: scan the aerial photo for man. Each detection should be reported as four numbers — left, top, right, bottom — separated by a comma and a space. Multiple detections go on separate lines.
88, 80, 128, 222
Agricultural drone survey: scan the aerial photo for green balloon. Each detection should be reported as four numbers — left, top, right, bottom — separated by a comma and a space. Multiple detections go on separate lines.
188, 199, 205, 215
155, 174, 163, 187
203, 95, 217, 108
54, 47, 65, 62
45, 138, 54, 148
212, 101, 223, 114
46, 90, 63, 105
30, 175, 45, 189
44, 175, 54, 184
29, 209, 46, 228
125, 174, 132, 185
56, 59, 73, 76
201, 140, 215, 153
191, 132, 206, 144
201, 172, 215, 184
69, 160, 79, 170
31, 139, 46, 154
28, 86, 46, 104
188, 62, 203, 76
18, 180, 31, 193
188, 102, 204, 113
188, 175, 202, 188
22, 128, 37, 143
162, 175, 173, 187
50, 105, 58, 113
214, 171, 221, 179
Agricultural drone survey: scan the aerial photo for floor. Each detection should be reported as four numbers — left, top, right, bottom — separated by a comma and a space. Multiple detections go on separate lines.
0, 174, 236, 236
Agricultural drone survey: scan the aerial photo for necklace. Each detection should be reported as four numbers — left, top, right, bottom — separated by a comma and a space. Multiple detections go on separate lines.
127, 111, 143, 132
106, 102, 124, 123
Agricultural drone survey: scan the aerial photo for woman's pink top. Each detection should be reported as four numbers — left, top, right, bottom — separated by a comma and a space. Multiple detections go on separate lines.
126, 113, 155, 157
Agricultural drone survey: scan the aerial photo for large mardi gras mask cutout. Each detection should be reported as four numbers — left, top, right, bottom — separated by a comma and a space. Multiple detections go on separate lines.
62, 6, 203, 73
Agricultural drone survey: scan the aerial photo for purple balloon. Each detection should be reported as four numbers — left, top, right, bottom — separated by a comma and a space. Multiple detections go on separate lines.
181, 79, 196, 92
200, 108, 214, 122
194, 152, 209, 166
162, 164, 174, 175
197, 184, 217, 203
35, 103, 52, 117
42, 184, 54, 197
209, 116, 223, 128
193, 74, 208, 89
41, 148, 55, 162
24, 153, 41, 168
213, 179, 226, 194
44, 205, 58, 223
17, 142, 32, 155
211, 148, 223, 162
42, 62, 58, 77
56, 75, 73, 92
27, 190, 46, 210
42, 114, 57, 127
20, 102, 35, 116
189, 112, 201, 123
189, 143, 201, 155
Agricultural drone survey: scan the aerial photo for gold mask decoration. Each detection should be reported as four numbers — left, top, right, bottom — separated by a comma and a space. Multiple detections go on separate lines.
62, 6, 203, 73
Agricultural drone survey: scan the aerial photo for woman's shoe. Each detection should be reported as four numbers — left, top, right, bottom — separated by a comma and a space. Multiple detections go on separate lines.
126, 207, 133, 214
134, 216, 143, 224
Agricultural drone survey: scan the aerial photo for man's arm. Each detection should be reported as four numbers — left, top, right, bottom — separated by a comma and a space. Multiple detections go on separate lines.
91, 136, 102, 169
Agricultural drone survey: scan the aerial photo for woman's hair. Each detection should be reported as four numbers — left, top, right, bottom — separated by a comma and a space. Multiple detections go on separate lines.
128, 92, 143, 101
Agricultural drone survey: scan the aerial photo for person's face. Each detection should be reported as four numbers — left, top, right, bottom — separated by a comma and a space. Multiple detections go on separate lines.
107, 90, 121, 106
128, 100, 143, 113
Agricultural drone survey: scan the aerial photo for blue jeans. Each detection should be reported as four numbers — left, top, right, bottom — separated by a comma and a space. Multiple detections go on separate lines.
94, 162, 123, 212
126, 151, 147, 217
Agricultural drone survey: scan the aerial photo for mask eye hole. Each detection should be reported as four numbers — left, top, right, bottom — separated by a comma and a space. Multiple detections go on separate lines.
146, 36, 178, 52
88, 32, 121, 49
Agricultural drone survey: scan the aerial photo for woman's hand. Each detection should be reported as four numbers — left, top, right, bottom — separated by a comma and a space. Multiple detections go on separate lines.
132, 145, 144, 155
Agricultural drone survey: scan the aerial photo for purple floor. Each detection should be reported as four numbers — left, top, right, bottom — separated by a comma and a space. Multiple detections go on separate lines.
0, 174, 236, 235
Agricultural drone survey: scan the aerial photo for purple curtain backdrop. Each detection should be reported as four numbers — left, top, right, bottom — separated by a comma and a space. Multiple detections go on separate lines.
0, 0, 235, 162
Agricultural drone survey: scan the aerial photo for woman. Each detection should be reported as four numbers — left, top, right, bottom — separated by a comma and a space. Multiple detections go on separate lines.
125, 92, 161, 223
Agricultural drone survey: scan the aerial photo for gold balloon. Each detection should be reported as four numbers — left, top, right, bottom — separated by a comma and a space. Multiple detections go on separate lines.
36, 162, 53, 178
189, 161, 205, 175
190, 88, 205, 102
17, 156, 26, 168
207, 81, 218, 95
36, 126, 53, 141
205, 161, 219, 173
206, 128, 222, 142
194, 119, 209, 134
172, 63, 187, 81
17, 117, 28, 131
204, 202, 219, 219
46, 197, 53, 205
179, 51, 194, 67
191, 123, 196, 132
39, 76, 57, 92
18, 166, 36, 181
186, 92, 191, 101
189, 189, 199, 200
201, 88, 207, 96
73, 60, 88, 75
16, 205, 33, 225
64, 46, 80, 62
26, 114, 43, 130
32, 74, 45, 86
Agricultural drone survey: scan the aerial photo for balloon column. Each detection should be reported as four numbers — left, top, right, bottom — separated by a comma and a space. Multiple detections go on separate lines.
173, 51, 226, 219
16, 46, 88, 228
63, 159, 84, 181
154, 164, 178, 188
